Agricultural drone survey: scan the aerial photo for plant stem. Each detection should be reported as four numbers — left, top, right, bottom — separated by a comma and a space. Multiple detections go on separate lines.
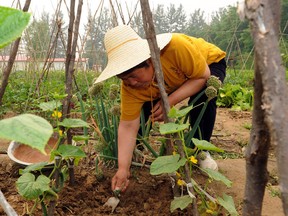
137, 134, 159, 158
185, 99, 209, 147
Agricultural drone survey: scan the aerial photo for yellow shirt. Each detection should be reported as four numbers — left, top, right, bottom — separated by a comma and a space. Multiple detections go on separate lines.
120, 33, 226, 121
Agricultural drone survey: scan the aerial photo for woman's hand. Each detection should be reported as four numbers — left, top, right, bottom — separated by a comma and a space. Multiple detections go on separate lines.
111, 168, 130, 192
151, 101, 165, 121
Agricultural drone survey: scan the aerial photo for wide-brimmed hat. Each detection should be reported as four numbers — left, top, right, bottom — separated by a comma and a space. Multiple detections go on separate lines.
94, 25, 172, 83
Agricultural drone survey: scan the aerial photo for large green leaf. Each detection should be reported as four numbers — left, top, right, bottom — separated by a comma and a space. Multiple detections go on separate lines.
192, 138, 224, 152
168, 106, 193, 118
160, 122, 190, 134
150, 154, 186, 175
58, 118, 89, 128
170, 195, 193, 212
0, 6, 31, 48
57, 145, 86, 159
0, 114, 53, 154
217, 194, 238, 216
38, 100, 61, 111
20, 162, 49, 174
202, 168, 232, 187
16, 173, 50, 200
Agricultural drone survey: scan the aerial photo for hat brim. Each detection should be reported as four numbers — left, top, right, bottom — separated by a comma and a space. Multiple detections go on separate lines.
94, 33, 172, 83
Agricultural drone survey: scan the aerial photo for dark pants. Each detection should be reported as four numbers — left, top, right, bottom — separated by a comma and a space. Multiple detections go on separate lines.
141, 58, 226, 142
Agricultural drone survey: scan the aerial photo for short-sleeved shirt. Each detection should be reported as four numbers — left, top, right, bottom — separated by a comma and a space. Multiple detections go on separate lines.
120, 33, 226, 121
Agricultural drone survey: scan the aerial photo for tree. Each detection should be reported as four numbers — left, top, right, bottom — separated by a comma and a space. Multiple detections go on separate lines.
166, 4, 187, 32
84, 7, 112, 70
185, 9, 208, 39
153, 4, 187, 34
153, 4, 169, 34
23, 12, 51, 59
242, 0, 288, 215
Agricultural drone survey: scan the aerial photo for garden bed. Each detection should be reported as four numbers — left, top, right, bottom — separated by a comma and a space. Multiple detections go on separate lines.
0, 108, 284, 215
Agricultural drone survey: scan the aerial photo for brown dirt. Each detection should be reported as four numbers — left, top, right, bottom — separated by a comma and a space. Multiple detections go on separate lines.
0, 108, 284, 215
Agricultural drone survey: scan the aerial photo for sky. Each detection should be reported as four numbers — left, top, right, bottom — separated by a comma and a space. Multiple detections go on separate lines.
0, 0, 240, 35
1, 0, 240, 19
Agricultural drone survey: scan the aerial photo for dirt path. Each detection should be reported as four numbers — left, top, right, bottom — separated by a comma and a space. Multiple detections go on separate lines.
0, 108, 284, 215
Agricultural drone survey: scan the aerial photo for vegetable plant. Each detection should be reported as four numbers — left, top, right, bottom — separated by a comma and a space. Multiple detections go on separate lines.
217, 83, 253, 111
150, 106, 238, 215
149, 76, 238, 215
0, 95, 89, 215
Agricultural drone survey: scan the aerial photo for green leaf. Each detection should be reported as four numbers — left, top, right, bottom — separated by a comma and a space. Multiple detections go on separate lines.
72, 135, 89, 142
52, 93, 67, 100
16, 173, 51, 200
38, 100, 61, 111
150, 154, 186, 175
160, 122, 190, 134
202, 168, 232, 187
0, 6, 31, 48
20, 162, 49, 174
57, 145, 86, 159
192, 138, 224, 152
44, 188, 58, 199
217, 194, 238, 216
58, 118, 89, 128
168, 106, 193, 118
170, 195, 193, 212
0, 114, 53, 154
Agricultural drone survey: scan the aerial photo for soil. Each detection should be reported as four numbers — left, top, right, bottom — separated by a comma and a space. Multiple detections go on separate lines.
0, 108, 284, 216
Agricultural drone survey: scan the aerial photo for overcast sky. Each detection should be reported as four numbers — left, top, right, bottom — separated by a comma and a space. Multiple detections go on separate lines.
1, 0, 240, 33
1, 0, 240, 17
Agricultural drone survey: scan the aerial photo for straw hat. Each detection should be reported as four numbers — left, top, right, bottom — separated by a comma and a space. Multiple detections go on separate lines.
94, 25, 172, 83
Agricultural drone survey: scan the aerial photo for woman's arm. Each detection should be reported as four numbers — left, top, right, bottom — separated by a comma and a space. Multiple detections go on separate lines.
111, 117, 140, 191
152, 64, 211, 121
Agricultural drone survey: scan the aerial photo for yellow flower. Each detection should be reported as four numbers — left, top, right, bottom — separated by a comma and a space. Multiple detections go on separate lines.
173, 151, 177, 155
52, 110, 62, 118
189, 156, 198, 164
58, 130, 63, 137
177, 179, 186, 186
206, 209, 214, 214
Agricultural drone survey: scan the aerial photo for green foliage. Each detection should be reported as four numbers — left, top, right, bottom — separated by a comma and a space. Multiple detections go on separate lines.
224, 69, 254, 87
16, 173, 53, 200
0, 114, 53, 154
58, 118, 89, 128
202, 168, 232, 187
0, 6, 31, 48
149, 103, 235, 214
150, 154, 186, 175
193, 138, 224, 153
217, 194, 239, 216
170, 196, 193, 212
54, 145, 86, 160
160, 122, 190, 134
217, 83, 253, 111
0, 70, 95, 116
90, 80, 120, 160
